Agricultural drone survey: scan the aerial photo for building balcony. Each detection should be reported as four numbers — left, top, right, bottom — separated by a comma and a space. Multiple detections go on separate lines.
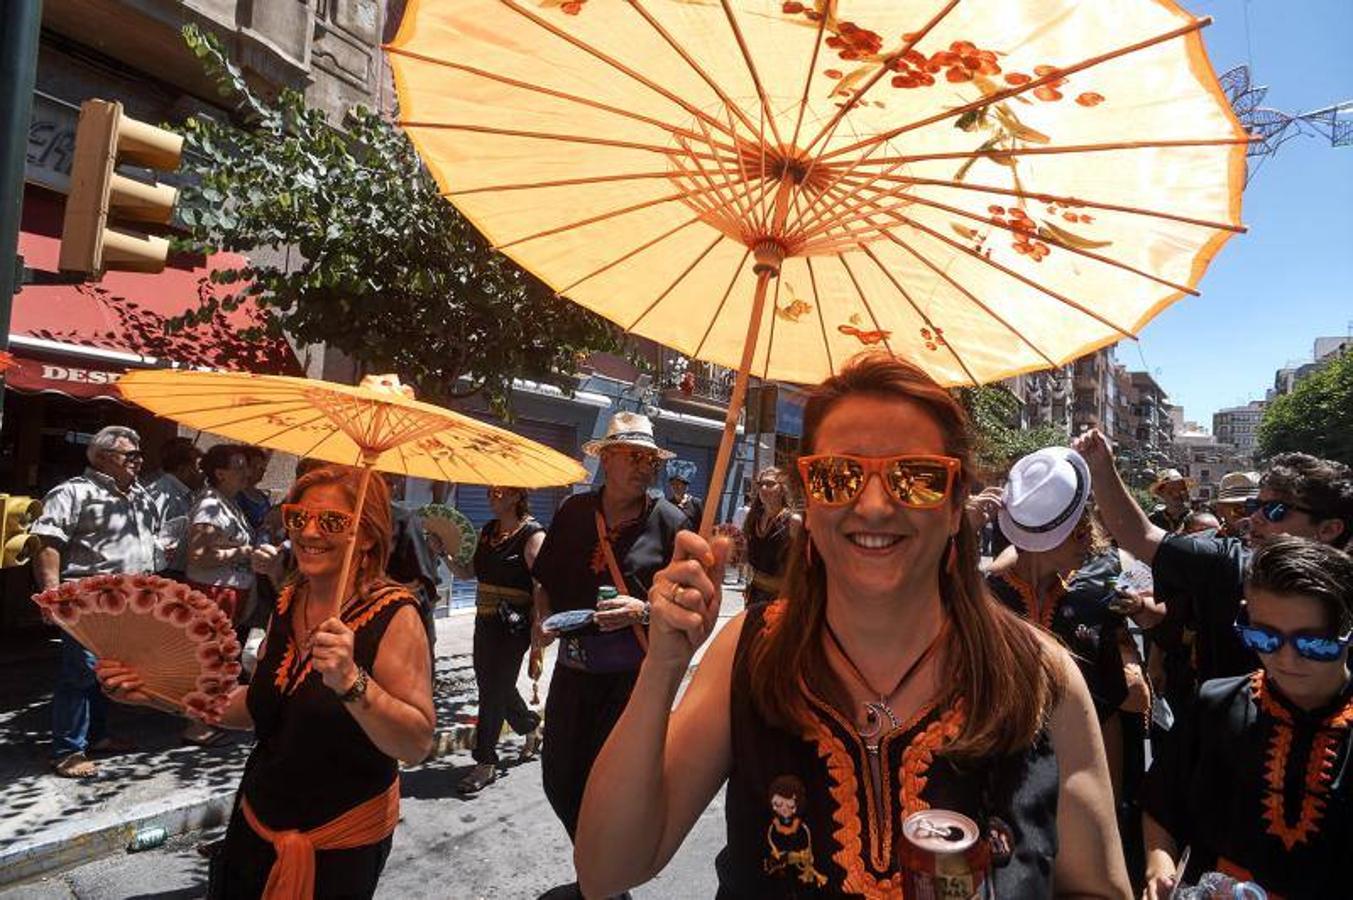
658, 349, 735, 416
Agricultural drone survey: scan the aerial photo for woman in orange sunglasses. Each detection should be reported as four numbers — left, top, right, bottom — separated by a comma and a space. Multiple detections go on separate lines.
100, 464, 434, 899
575, 353, 1130, 898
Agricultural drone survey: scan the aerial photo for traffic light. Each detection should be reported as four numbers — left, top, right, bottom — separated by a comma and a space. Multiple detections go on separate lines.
0, 495, 42, 568
59, 99, 183, 275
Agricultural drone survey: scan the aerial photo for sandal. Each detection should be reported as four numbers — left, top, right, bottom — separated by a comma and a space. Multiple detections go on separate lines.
53, 752, 98, 779
457, 763, 497, 794
519, 725, 543, 761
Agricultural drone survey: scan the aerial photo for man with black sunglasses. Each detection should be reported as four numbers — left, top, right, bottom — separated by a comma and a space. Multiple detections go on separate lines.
1140, 537, 1353, 898
30, 425, 163, 778
1073, 431, 1353, 693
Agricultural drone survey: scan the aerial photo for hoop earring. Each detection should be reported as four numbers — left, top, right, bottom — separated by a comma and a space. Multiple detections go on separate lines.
804, 537, 815, 568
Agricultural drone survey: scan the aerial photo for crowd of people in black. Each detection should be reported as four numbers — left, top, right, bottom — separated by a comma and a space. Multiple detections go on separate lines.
29, 351, 1353, 898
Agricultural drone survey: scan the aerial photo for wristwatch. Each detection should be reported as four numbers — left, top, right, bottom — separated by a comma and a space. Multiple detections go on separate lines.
339, 667, 370, 704
639, 601, 651, 626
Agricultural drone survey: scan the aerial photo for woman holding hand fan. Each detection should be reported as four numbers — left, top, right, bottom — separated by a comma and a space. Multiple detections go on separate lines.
98, 465, 435, 899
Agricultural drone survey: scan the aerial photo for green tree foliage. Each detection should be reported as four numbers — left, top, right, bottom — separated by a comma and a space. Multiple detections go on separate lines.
955, 385, 1069, 478
172, 25, 617, 411
1258, 350, 1353, 466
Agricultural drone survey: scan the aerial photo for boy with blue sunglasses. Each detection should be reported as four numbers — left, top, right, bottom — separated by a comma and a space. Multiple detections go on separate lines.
1141, 537, 1353, 898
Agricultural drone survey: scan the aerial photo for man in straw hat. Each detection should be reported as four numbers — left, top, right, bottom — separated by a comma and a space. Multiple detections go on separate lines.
530, 411, 687, 897
1214, 470, 1260, 538
1146, 468, 1192, 534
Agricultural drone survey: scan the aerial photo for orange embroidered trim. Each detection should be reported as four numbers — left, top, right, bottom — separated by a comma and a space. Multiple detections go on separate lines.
992, 571, 1064, 630
1252, 670, 1353, 849
274, 641, 295, 691
802, 688, 961, 899
802, 692, 901, 898
809, 693, 895, 871
900, 703, 967, 816
276, 582, 297, 616
345, 586, 414, 634
274, 584, 414, 695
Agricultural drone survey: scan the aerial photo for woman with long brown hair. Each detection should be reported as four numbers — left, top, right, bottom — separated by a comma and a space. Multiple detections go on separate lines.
99, 465, 434, 899
741, 466, 800, 606
574, 353, 1129, 897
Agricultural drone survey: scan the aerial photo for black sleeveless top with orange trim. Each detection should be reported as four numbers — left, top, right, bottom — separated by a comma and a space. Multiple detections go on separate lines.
716, 601, 1059, 898
1142, 671, 1353, 897
242, 581, 419, 832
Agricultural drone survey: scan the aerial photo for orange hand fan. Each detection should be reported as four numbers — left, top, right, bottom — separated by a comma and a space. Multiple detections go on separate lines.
32, 574, 241, 718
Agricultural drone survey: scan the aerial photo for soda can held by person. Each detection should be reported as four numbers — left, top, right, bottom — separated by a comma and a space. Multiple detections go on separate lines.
899, 809, 989, 900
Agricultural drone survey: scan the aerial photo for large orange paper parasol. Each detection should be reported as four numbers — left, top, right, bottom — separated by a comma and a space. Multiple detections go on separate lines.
387, 0, 1247, 532
118, 369, 586, 599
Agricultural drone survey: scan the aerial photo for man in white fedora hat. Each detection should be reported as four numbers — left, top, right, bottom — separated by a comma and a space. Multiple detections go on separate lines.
1146, 468, 1192, 534
996, 446, 1093, 555
987, 446, 1157, 851
530, 410, 686, 896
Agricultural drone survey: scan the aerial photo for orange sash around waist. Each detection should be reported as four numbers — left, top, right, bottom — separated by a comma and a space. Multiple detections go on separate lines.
242, 779, 400, 899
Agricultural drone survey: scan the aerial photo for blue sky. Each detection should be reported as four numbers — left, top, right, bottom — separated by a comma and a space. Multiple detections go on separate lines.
1127, 0, 1353, 426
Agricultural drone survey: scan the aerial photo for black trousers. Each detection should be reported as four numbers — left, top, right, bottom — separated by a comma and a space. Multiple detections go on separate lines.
540, 664, 639, 839
471, 612, 541, 765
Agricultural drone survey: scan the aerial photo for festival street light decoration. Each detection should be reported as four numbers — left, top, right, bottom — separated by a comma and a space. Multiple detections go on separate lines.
1219, 64, 1352, 183
388, 0, 1248, 533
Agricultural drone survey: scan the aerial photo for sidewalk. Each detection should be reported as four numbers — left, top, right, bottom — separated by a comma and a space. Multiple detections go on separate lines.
0, 584, 747, 889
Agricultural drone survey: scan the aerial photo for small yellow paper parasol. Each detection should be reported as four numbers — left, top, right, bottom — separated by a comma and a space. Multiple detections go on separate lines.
117, 369, 586, 600
388, 0, 1247, 533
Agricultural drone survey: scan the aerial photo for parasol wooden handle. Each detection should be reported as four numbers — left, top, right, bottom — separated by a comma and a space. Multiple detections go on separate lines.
334, 458, 377, 609
698, 253, 780, 539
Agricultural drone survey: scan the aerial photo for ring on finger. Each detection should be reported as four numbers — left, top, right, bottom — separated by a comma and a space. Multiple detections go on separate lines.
668, 581, 682, 604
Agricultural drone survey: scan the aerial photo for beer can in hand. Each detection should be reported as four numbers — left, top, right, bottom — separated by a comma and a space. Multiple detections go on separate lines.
899, 809, 990, 900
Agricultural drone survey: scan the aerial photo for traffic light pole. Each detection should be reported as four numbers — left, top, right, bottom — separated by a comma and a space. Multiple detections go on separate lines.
0, 0, 44, 433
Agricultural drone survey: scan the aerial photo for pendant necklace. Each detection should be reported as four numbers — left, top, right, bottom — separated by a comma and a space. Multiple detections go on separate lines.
823, 616, 948, 754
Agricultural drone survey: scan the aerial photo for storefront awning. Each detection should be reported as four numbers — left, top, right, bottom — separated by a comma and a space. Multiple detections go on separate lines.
2, 337, 156, 400
7, 190, 302, 402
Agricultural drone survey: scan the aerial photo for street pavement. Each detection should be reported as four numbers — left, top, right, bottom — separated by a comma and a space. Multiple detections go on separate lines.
0, 586, 746, 899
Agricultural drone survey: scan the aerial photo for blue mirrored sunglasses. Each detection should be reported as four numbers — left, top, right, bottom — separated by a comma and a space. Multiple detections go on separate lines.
1240, 498, 1320, 523
1233, 610, 1351, 663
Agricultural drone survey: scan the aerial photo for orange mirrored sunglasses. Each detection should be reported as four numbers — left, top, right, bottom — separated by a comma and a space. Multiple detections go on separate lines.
797, 454, 960, 509
281, 504, 355, 535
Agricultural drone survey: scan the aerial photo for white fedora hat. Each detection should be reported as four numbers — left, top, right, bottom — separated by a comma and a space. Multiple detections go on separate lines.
999, 447, 1092, 553
581, 411, 675, 459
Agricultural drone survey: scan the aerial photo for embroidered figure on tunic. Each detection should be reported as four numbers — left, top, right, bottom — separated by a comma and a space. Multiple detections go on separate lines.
764, 775, 828, 887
